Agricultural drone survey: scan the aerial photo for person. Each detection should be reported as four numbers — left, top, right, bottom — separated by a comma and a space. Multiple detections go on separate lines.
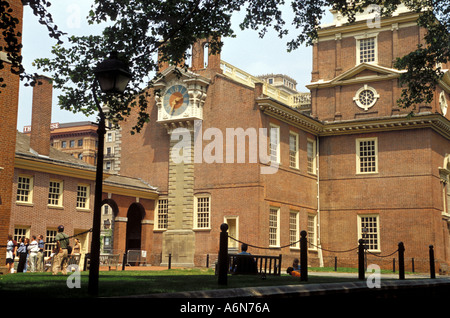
36, 235, 45, 272
28, 235, 40, 272
233, 243, 257, 274
16, 237, 28, 273
72, 238, 81, 255
292, 258, 301, 272
238, 243, 251, 255
52, 225, 69, 275
286, 266, 301, 277
6, 235, 15, 273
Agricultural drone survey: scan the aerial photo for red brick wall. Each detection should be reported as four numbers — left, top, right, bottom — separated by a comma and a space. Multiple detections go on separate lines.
319, 128, 450, 271
30, 76, 53, 156
0, 0, 23, 265
10, 168, 95, 240
310, 23, 445, 122
120, 69, 320, 266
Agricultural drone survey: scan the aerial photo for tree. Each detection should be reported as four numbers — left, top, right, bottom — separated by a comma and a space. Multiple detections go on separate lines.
2, 0, 449, 132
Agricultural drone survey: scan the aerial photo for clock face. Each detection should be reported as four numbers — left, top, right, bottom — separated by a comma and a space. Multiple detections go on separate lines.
163, 84, 189, 117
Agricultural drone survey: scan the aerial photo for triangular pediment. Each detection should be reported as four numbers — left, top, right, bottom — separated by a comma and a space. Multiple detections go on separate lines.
307, 63, 406, 89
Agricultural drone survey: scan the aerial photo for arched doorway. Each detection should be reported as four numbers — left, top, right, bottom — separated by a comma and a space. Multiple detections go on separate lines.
126, 202, 145, 251
101, 199, 119, 254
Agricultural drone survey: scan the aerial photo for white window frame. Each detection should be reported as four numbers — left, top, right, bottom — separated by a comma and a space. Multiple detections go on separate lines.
45, 229, 58, 258
16, 174, 33, 204
356, 137, 378, 174
358, 214, 380, 252
307, 214, 317, 250
289, 210, 300, 249
355, 33, 378, 65
307, 138, 317, 175
269, 124, 280, 164
76, 184, 90, 210
155, 198, 169, 230
289, 131, 299, 169
353, 84, 380, 111
269, 206, 280, 247
48, 180, 63, 207
14, 227, 30, 243
194, 194, 211, 230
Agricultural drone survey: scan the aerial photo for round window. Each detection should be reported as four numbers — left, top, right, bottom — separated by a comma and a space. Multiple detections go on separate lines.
353, 85, 379, 111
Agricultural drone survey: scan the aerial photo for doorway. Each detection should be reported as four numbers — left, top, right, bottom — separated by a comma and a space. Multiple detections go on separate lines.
126, 203, 145, 251
225, 216, 239, 253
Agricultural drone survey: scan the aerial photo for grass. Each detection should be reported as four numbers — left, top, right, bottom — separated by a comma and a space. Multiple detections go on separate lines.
0, 267, 416, 298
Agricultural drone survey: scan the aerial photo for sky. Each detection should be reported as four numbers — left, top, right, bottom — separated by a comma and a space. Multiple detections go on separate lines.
16, 1, 333, 131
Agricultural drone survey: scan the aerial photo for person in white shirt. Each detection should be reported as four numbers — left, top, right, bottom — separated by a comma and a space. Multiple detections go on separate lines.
6, 235, 15, 273
28, 235, 40, 272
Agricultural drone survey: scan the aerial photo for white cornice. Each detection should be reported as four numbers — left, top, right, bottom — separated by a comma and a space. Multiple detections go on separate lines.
258, 98, 450, 140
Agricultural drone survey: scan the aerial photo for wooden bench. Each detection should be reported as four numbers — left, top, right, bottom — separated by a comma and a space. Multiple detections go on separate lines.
228, 254, 282, 276
99, 254, 121, 271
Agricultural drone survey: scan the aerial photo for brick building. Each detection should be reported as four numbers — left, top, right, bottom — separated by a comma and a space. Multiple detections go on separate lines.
117, 4, 450, 272
23, 117, 122, 173
9, 77, 158, 269
0, 0, 23, 266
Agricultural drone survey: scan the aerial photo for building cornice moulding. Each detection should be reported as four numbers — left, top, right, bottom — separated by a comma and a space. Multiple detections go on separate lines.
258, 98, 450, 140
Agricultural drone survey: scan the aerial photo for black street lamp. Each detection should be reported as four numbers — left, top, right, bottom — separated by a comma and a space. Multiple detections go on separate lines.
88, 52, 131, 296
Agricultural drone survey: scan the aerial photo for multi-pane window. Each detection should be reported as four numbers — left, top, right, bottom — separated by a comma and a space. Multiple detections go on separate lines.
16, 175, 33, 203
289, 211, 299, 248
45, 230, 57, 257
157, 199, 169, 230
269, 124, 280, 163
48, 180, 63, 206
359, 215, 379, 251
357, 138, 378, 173
307, 139, 316, 174
195, 195, 210, 229
14, 227, 28, 243
269, 207, 280, 247
289, 132, 299, 169
307, 214, 317, 249
76, 184, 89, 209
359, 37, 376, 63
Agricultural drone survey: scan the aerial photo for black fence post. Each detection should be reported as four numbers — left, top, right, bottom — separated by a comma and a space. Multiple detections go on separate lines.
398, 242, 405, 280
429, 245, 436, 279
206, 254, 209, 268
300, 230, 308, 281
121, 253, 126, 271
358, 239, 365, 280
168, 253, 171, 270
218, 223, 229, 285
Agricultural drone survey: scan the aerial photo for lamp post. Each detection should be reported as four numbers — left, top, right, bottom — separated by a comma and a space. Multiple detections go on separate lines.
88, 52, 131, 296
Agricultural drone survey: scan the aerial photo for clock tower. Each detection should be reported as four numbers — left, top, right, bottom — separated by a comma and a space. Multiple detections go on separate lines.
154, 66, 210, 266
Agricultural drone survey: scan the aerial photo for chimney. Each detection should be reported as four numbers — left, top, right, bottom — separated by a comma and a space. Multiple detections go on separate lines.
30, 75, 53, 156
191, 37, 221, 74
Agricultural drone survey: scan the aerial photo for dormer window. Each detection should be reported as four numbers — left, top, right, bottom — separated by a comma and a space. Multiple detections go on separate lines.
355, 33, 378, 64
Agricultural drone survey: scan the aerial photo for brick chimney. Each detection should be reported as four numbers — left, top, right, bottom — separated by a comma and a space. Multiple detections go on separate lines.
29, 75, 53, 156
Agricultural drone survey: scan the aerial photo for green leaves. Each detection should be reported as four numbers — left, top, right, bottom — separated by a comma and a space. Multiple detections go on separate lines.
2, 0, 449, 131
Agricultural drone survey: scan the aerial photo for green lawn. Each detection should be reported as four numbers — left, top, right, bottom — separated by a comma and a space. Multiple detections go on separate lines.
0, 267, 364, 298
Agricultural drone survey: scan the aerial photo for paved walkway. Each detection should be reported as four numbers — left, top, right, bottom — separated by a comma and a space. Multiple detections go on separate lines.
113, 267, 449, 299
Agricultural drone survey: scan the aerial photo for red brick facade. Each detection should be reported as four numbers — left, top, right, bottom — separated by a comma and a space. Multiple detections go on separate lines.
0, 0, 23, 266
119, 7, 450, 272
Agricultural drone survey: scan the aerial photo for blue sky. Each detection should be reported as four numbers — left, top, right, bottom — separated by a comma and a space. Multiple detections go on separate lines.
16, 1, 332, 131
